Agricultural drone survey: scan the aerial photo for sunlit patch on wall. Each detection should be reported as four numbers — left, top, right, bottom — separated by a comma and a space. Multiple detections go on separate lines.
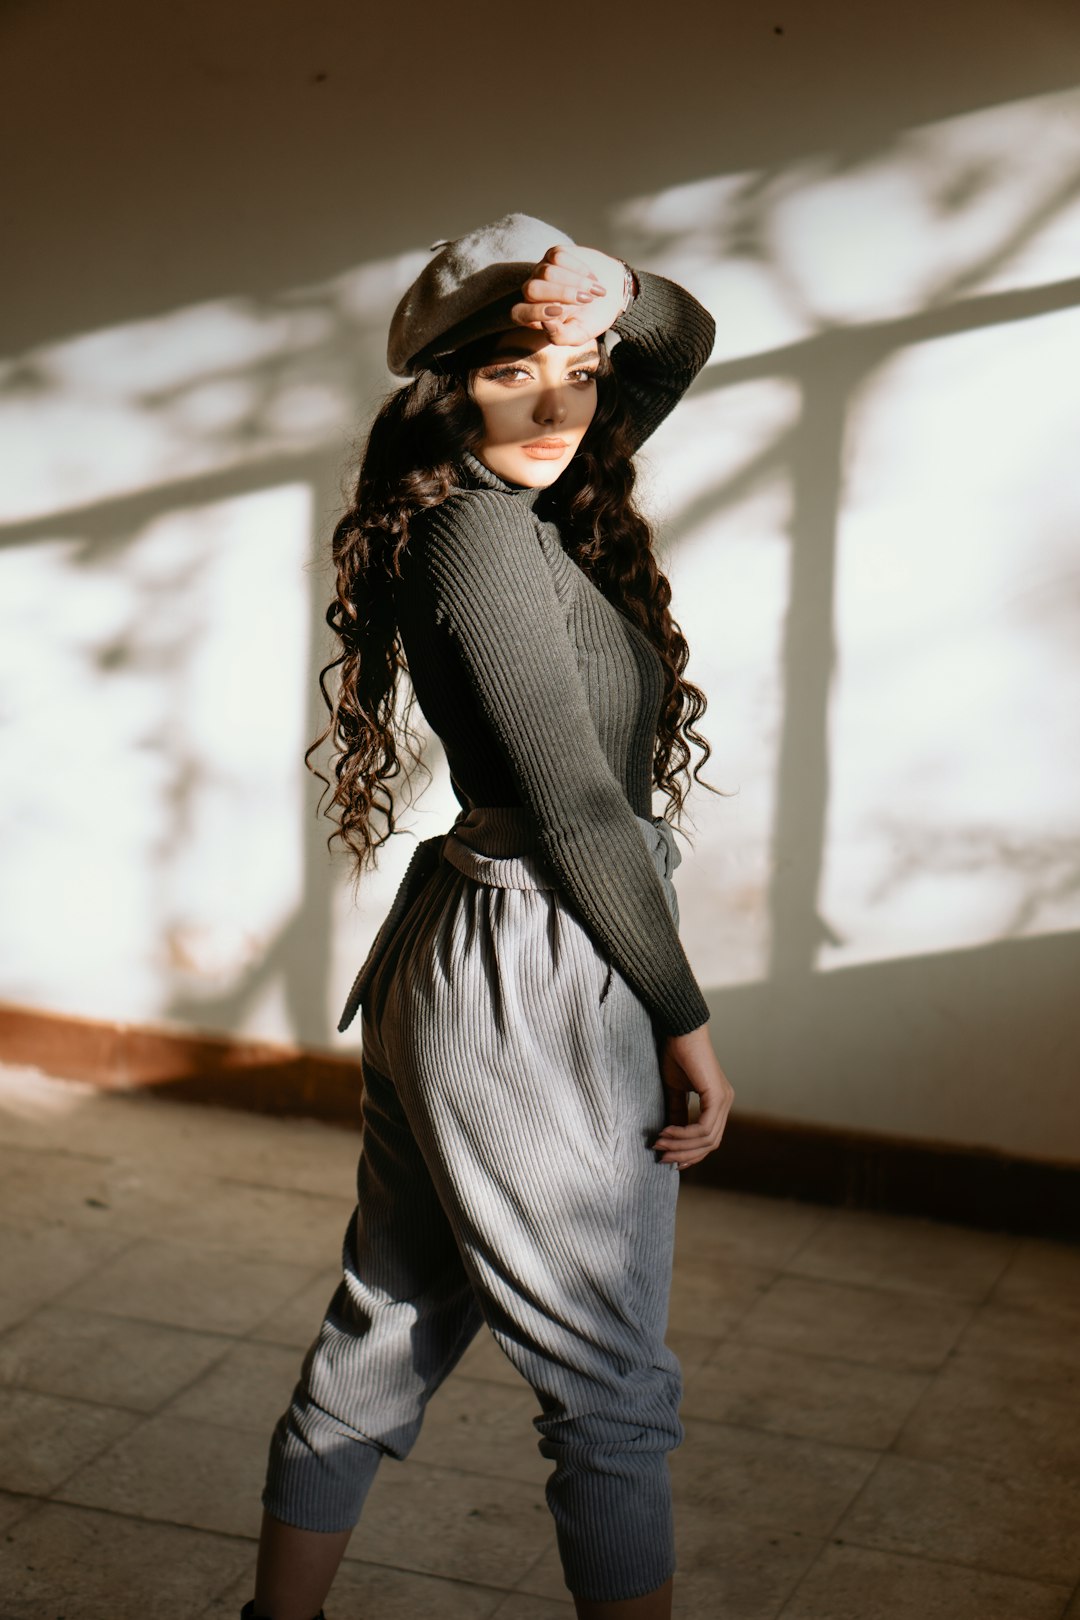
609, 85, 1080, 994
612, 85, 1080, 340
819, 305, 1080, 971
0, 280, 391, 526
642, 381, 802, 989
3, 79, 1079, 1077
0, 485, 312, 1035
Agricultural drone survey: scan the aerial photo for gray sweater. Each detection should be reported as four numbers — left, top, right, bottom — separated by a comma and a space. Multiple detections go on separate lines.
394, 268, 715, 1038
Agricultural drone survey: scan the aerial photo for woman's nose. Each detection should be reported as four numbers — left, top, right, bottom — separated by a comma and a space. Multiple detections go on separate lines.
533, 385, 566, 425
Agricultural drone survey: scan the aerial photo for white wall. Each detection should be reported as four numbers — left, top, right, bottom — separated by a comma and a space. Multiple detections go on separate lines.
2, 0, 1078, 1159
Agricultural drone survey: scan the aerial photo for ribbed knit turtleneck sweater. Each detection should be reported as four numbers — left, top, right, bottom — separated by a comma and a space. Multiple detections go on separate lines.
394, 268, 715, 1038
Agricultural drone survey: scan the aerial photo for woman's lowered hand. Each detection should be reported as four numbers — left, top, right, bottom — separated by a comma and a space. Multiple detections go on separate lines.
510, 243, 630, 344
653, 1024, 735, 1170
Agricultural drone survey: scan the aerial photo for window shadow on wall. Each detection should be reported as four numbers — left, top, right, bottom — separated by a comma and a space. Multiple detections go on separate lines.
2, 107, 1079, 1157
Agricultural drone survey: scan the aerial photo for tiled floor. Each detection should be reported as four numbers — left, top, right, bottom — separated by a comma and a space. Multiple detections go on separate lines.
1, 1062, 1078, 1620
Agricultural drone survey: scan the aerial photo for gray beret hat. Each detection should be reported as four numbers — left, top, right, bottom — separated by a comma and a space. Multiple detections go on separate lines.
386, 211, 576, 378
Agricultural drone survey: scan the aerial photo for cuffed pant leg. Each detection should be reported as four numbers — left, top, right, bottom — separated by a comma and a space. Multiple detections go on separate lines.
538, 1412, 677, 1602
261, 1046, 483, 1533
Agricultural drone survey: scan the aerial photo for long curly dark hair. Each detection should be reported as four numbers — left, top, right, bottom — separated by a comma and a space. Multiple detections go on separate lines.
307, 330, 722, 873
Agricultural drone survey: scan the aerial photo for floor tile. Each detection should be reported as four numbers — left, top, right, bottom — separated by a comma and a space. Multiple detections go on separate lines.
0, 1388, 138, 1495
674, 1505, 823, 1620
0, 1068, 170, 1160
506, 1542, 568, 1600
0, 1135, 352, 1266
990, 1238, 1080, 1320
669, 1418, 876, 1538
5, 1070, 1079, 1620
0, 1066, 102, 1148
0, 1292, 45, 1335
949, 1301, 1080, 1391
58, 1237, 322, 1336
667, 1329, 723, 1377
129, 1097, 361, 1197
56, 1413, 269, 1538
247, 1267, 342, 1348
409, 1376, 549, 1487
490, 1598, 573, 1617
517, 1509, 819, 1618
344, 1460, 553, 1589
0, 1142, 135, 1232
732, 1275, 973, 1373
784, 1207, 1016, 1300
0, 1489, 34, 1534
676, 1185, 827, 1269
0, 1218, 134, 1311
181, 1114, 363, 1200
666, 1253, 776, 1338
162, 1339, 301, 1433
206, 1559, 505, 1619
0, 1072, 176, 1158
893, 1359, 1080, 1487
683, 1340, 927, 1449
0, 1502, 253, 1620
0, 1305, 232, 1412
780, 1543, 1068, 1619
836, 1450, 1080, 1585
141, 1175, 353, 1267
0, 1067, 362, 1198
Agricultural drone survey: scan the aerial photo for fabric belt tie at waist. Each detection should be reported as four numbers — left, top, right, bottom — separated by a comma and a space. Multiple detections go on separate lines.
442, 804, 680, 888
337, 805, 680, 1034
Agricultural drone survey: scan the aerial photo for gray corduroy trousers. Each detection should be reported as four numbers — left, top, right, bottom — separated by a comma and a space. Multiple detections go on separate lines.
262, 806, 685, 1602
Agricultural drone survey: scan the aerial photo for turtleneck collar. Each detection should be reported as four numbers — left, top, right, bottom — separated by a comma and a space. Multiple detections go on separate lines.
458, 449, 548, 513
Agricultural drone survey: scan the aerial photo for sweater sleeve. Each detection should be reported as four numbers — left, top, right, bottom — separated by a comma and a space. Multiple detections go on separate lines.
608, 267, 716, 455
409, 488, 711, 1038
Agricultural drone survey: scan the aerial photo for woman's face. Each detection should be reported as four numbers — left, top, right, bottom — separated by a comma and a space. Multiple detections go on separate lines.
467, 327, 601, 488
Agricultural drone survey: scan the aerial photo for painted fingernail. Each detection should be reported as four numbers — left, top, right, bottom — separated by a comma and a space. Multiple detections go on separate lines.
543, 303, 562, 316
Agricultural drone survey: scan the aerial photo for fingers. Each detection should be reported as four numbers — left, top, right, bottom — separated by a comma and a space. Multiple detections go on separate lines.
656, 1127, 718, 1165
541, 244, 605, 284
522, 274, 605, 307
523, 248, 607, 310
653, 1074, 734, 1168
508, 302, 592, 343
541, 244, 593, 267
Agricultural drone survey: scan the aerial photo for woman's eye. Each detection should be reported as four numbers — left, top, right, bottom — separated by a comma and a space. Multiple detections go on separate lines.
479, 365, 598, 384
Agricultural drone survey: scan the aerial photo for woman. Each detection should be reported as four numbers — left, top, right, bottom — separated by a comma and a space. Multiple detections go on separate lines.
244, 213, 735, 1620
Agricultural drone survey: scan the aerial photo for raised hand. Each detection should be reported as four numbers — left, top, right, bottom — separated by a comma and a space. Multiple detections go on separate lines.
510, 243, 630, 344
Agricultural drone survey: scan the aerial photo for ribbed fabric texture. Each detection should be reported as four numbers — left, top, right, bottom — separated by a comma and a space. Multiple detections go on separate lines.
393, 266, 716, 1039
263, 808, 684, 1602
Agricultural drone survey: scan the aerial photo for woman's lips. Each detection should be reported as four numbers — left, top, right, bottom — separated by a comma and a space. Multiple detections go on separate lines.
521, 438, 568, 459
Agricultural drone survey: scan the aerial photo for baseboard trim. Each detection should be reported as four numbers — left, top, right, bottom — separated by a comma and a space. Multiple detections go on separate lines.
0, 1000, 362, 1128
683, 1110, 1080, 1240
2, 1000, 1077, 1239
